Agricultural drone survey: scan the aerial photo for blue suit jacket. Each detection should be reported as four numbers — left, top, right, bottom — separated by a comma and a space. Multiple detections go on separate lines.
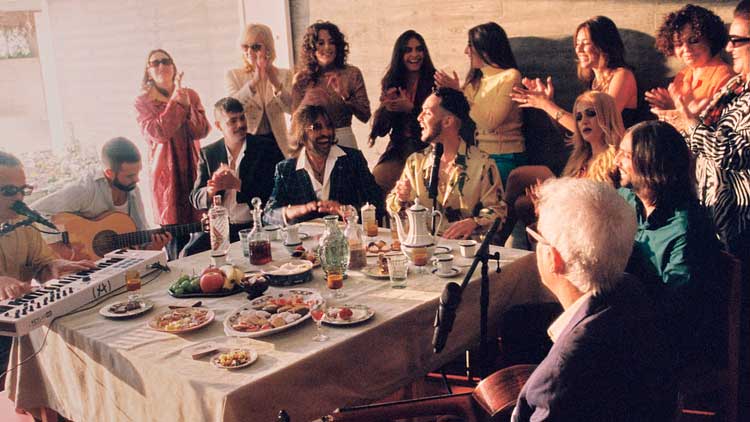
263, 146, 383, 226
512, 277, 677, 422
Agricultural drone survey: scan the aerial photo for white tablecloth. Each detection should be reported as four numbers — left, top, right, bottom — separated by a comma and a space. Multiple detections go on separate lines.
6, 223, 550, 422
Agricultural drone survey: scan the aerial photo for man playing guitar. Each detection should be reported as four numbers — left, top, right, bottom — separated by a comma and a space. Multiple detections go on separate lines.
31, 137, 171, 260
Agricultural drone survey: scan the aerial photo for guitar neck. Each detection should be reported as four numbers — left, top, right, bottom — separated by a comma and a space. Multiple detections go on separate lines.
114, 222, 202, 248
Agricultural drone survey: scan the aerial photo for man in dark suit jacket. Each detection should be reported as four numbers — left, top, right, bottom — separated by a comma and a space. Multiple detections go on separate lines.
263, 105, 383, 226
511, 178, 677, 422
185, 97, 284, 255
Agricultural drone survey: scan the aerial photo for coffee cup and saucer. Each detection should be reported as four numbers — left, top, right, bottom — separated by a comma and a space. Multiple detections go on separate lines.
431, 254, 461, 278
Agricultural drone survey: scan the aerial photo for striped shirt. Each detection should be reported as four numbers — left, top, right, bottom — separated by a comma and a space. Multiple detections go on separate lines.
686, 75, 750, 249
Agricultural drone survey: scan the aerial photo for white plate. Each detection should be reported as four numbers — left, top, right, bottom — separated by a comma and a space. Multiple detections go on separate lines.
210, 348, 259, 369
431, 267, 461, 278
324, 304, 375, 326
260, 259, 314, 276
99, 300, 154, 318
223, 288, 322, 338
361, 265, 390, 279
148, 308, 215, 333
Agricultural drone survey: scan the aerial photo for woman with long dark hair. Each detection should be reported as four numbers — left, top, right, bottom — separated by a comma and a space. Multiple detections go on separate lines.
292, 21, 370, 149
134, 49, 210, 256
435, 22, 524, 184
369, 30, 436, 193
511, 16, 640, 130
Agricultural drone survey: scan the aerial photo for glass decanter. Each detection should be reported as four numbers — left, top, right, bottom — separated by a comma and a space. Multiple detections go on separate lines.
318, 214, 349, 298
343, 206, 366, 270
248, 197, 272, 265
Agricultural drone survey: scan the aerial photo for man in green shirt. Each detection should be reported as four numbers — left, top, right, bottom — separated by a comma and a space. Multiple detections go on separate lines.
615, 121, 720, 366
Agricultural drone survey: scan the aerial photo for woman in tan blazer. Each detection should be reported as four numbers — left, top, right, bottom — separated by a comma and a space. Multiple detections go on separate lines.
226, 23, 293, 157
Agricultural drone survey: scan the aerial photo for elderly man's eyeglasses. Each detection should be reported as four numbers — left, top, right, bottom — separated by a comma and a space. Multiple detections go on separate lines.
148, 58, 173, 68
526, 226, 551, 247
0, 185, 33, 197
307, 122, 331, 132
575, 109, 597, 121
241, 43, 263, 52
729, 36, 750, 47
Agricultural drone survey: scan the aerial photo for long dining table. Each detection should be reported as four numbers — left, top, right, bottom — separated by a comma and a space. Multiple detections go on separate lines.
5, 223, 551, 422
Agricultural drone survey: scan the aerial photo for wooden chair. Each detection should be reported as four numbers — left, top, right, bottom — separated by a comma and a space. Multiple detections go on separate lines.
280, 364, 536, 422
678, 250, 742, 422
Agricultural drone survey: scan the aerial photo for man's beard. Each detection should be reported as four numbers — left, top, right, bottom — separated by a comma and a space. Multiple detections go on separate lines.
112, 178, 137, 192
310, 135, 335, 156
422, 122, 443, 144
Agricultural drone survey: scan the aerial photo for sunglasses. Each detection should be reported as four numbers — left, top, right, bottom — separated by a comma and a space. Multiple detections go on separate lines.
242, 43, 264, 52
307, 122, 331, 132
728, 36, 750, 47
148, 58, 173, 68
575, 109, 597, 121
0, 184, 33, 197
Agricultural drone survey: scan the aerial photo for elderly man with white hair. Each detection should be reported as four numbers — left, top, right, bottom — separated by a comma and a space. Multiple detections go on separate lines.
511, 178, 677, 422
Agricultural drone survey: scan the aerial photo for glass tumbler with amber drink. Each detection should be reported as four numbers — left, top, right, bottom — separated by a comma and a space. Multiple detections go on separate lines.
125, 270, 142, 304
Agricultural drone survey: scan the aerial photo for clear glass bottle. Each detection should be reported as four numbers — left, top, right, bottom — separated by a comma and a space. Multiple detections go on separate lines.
318, 214, 349, 297
248, 197, 272, 265
209, 195, 230, 257
344, 208, 366, 270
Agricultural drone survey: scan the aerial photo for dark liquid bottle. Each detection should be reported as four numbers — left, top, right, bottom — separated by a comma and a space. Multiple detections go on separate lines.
248, 197, 273, 265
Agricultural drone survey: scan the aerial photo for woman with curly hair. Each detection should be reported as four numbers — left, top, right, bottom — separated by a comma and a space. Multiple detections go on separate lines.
511, 16, 641, 130
369, 30, 436, 193
225, 23, 293, 157
292, 21, 370, 149
646, 4, 734, 116
134, 49, 210, 257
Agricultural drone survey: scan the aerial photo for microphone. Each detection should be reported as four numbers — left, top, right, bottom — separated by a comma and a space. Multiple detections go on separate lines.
432, 281, 463, 353
428, 143, 444, 199
11, 201, 58, 231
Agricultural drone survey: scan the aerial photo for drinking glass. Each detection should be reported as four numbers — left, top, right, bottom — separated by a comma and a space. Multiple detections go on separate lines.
125, 270, 142, 303
309, 300, 329, 342
238, 228, 252, 258
387, 255, 409, 289
325, 268, 345, 299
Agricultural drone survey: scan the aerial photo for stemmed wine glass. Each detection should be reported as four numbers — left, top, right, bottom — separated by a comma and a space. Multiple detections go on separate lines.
309, 300, 329, 342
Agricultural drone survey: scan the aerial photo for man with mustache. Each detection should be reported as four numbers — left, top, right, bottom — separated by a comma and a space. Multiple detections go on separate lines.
263, 105, 383, 225
187, 97, 285, 253
32, 137, 171, 257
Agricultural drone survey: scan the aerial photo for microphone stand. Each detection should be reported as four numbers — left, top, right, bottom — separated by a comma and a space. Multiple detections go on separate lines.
447, 218, 502, 380
0, 218, 37, 236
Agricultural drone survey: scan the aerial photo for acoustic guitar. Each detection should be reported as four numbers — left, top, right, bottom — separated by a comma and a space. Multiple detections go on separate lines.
282, 364, 535, 422
49, 212, 202, 260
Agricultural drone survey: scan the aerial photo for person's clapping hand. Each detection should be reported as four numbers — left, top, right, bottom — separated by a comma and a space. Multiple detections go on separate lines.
210, 164, 241, 192
510, 77, 555, 110
434, 69, 460, 90
383, 88, 413, 113
301, 86, 331, 107
645, 87, 675, 110
317, 200, 344, 216
171, 71, 190, 107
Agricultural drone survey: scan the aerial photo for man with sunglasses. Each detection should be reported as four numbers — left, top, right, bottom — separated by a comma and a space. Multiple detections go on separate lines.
386, 87, 506, 239
263, 105, 383, 226
31, 137, 171, 258
512, 178, 676, 422
0, 151, 97, 390
615, 121, 720, 367
185, 97, 284, 255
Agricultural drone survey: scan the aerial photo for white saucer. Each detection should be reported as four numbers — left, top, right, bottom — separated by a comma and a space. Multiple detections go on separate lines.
431, 267, 461, 278
435, 245, 452, 254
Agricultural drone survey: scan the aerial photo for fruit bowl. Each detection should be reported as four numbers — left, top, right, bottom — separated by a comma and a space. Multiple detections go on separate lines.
238, 274, 269, 299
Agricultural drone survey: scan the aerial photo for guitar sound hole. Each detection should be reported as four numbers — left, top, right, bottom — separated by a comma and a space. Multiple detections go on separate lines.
93, 231, 118, 257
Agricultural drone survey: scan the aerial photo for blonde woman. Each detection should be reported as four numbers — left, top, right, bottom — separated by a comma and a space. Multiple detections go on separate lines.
226, 23, 292, 157
498, 91, 623, 245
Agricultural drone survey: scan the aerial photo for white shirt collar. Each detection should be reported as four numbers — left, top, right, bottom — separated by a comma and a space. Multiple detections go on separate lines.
224, 140, 247, 171
547, 291, 593, 343
296, 145, 346, 200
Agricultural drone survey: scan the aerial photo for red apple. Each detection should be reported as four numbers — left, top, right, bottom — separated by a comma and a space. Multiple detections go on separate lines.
200, 271, 225, 293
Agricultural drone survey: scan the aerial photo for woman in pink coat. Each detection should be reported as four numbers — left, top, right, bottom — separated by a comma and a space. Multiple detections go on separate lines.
135, 49, 210, 256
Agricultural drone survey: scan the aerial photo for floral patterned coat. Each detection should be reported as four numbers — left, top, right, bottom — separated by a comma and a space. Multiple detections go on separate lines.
135, 88, 210, 225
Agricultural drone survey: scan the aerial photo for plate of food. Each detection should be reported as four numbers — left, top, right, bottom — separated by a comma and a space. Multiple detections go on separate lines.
324, 304, 374, 326
148, 307, 215, 333
366, 240, 393, 256
289, 246, 320, 267
99, 300, 154, 318
211, 348, 259, 370
223, 288, 322, 338
361, 253, 397, 279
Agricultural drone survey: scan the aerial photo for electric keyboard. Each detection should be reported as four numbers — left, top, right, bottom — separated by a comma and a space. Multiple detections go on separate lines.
0, 249, 168, 336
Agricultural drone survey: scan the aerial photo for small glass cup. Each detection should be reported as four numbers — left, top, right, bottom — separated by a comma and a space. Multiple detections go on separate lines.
238, 228, 252, 258
125, 270, 142, 303
309, 300, 329, 342
325, 268, 345, 299
387, 255, 409, 289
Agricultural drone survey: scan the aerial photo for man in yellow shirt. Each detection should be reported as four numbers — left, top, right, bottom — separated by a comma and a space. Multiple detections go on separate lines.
386, 87, 506, 239
0, 151, 95, 394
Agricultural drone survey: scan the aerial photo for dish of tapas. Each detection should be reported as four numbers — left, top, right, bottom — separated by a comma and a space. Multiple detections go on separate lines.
148, 307, 215, 333
323, 304, 374, 326
223, 288, 323, 338
211, 348, 259, 369
99, 300, 154, 318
